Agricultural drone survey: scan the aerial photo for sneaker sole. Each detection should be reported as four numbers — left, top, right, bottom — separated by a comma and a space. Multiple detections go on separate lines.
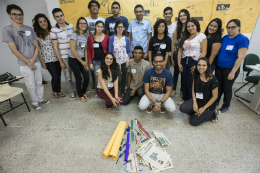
146, 110, 152, 113
160, 111, 165, 113
70, 97, 76, 100
35, 107, 41, 110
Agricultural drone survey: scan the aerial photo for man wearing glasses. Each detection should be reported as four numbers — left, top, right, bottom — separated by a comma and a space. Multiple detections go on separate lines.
50, 8, 76, 100
2, 4, 50, 110
138, 54, 175, 113
85, 0, 105, 34
105, 2, 128, 36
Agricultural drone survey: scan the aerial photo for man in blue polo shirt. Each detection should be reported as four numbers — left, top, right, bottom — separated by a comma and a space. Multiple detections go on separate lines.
128, 4, 152, 60
105, 2, 128, 36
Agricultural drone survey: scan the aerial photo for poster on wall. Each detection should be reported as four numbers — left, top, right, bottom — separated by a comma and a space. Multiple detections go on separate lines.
58, 0, 260, 34
211, 0, 260, 33
168, 0, 213, 32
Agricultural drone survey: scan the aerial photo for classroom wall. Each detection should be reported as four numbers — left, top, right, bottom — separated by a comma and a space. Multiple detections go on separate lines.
0, 0, 259, 83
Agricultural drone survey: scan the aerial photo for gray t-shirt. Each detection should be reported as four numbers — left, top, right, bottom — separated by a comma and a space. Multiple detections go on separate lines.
2, 25, 39, 66
69, 32, 88, 58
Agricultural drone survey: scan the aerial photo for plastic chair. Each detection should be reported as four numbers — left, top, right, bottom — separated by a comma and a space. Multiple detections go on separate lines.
0, 83, 30, 126
234, 54, 260, 102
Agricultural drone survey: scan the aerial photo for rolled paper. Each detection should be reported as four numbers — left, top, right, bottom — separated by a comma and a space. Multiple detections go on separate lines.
110, 121, 127, 159
124, 132, 130, 161
102, 121, 122, 158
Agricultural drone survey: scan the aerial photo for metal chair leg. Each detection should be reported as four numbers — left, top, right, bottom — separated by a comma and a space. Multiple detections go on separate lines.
21, 93, 30, 112
248, 84, 256, 94
8, 99, 13, 108
234, 82, 251, 102
0, 113, 7, 126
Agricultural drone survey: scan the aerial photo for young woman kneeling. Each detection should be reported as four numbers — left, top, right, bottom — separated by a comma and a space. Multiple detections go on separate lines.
180, 57, 219, 126
96, 52, 123, 110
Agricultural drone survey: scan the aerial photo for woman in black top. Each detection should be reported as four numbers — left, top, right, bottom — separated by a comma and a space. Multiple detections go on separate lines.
204, 18, 222, 73
148, 19, 171, 68
180, 57, 219, 126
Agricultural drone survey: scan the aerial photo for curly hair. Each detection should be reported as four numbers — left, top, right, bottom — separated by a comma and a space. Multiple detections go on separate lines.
178, 18, 201, 48
75, 17, 88, 35
32, 13, 52, 40
153, 19, 168, 37
176, 9, 190, 40
192, 57, 212, 82
100, 52, 118, 82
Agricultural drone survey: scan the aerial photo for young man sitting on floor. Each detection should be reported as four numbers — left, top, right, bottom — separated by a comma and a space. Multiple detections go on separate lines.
138, 54, 176, 113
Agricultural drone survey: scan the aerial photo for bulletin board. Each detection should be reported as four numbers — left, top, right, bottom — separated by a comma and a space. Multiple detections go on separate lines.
58, 0, 260, 33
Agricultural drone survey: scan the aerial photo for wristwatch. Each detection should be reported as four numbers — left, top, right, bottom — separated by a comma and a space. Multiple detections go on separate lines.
159, 100, 164, 104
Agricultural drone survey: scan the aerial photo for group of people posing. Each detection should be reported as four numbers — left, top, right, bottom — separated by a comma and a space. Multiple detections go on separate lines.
2, 1, 249, 126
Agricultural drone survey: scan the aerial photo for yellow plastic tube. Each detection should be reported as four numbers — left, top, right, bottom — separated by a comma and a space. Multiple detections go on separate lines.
110, 121, 127, 159
102, 121, 123, 158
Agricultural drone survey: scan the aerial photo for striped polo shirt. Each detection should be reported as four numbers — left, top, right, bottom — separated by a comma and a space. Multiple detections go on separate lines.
50, 22, 74, 59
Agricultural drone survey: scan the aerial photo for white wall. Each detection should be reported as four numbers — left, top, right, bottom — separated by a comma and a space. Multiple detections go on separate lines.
0, 0, 259, 83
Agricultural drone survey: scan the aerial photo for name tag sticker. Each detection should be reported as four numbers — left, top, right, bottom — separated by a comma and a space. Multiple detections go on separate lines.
108, 83, 114, 87
114, 44, 119, 49
132, 27, 137, 32
25, 31, 31, 36
226, 45, 234, 50
81, 42, 86, 48
196, 93, 203, 99
61, 34, 67, 39
131, 69, 136, 73
93, 43, 99, 48
160, 44, 166, 49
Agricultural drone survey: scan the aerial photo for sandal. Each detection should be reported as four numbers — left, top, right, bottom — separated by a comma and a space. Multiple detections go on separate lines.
107, 107, 112, 110
79, 97, 88, 103
212, 110, 219, 123
58, 92, 66, 98
83, 94, 91, 100
170, 90, 177, 98
53, 93, 59, 98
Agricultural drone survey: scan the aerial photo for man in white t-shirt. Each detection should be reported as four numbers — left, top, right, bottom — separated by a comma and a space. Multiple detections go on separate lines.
163, 7, 177, 71
85, 0, 105, 89
85, 0, 105, 35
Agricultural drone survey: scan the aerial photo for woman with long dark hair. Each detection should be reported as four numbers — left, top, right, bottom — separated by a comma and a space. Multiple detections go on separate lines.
87, 21, 109, 97
148, 19, 171, 68
96, 52, 123, 110
204, 18, 222, 73
178, 18, 207, 105
32, 13, 64, 98
69, 17, 90, 102
180, 57, 219, 126
109, 20, 130, 95
170, 9, 190, 97
215, 19, 249, 113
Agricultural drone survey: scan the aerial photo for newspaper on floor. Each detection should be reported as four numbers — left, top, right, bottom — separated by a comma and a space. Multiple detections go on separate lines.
153, 130, 171, 146
135, 138, 174, 172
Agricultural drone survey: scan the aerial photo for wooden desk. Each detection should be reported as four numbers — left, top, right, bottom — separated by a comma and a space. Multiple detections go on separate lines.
238, 65, 260, 114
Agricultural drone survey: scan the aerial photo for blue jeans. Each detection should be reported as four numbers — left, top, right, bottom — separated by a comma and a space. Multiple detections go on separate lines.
93, 60, 102, 89
180, 57, 197, 101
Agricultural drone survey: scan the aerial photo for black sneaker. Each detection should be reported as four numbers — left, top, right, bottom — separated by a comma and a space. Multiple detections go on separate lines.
33, 104, 41, 110
70, 92, 76, 100
39, 100, 50, 104
212, 110, 219, 123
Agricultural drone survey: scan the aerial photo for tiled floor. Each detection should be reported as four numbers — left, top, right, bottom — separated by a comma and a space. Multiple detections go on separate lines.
0, 82, 260, 173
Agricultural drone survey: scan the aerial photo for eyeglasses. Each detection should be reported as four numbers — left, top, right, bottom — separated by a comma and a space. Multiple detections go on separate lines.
79, 23, 87, 25
226, 26, 238, 30
179, 14, 187, 18
38, 20, 47, 24
154, 60, 164, 64
117, 26, 124, 29
11, 13, 23, 17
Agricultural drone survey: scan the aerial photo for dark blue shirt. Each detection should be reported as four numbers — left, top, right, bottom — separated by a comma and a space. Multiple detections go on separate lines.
217, 33, 249, 68
105, 16, 129, 36
142, 68, 173, 94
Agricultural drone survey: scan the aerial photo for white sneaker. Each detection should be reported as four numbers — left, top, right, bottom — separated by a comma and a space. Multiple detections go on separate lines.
33, 104, 41, 110
70, 92, 76, 100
